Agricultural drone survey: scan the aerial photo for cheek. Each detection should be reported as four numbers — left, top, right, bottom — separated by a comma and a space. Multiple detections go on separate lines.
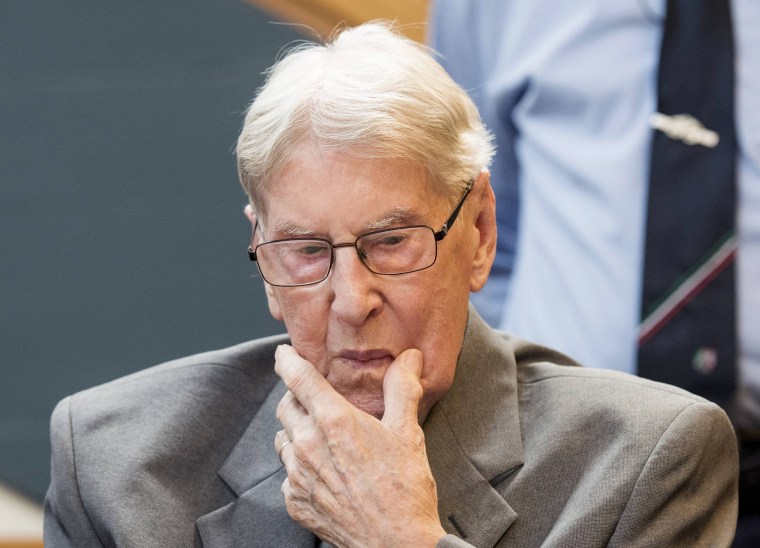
402, 284, 465, 393
274, 289, 318, 328
420, 362, 457, 403
417, 341, 458, 415
275, 293, 330, 372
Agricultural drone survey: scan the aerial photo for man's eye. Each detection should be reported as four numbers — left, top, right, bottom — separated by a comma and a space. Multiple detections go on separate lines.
298, 245, 327, 255
379, 234, 406, 246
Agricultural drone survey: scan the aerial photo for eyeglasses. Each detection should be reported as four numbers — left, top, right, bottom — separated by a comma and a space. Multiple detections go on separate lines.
248, 181, 473, 287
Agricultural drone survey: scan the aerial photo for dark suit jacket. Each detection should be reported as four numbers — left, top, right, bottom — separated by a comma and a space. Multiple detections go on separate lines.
44, 308, 739, 547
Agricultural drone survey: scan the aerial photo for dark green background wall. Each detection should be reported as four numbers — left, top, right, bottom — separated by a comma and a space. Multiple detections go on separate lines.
1, 1, 299, 501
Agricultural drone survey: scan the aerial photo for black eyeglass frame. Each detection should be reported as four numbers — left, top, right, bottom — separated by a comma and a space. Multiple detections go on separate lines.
248, 180, 474, 287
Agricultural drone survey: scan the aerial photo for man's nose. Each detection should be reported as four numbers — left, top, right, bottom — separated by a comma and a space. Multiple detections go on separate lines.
327, 246, 383, 325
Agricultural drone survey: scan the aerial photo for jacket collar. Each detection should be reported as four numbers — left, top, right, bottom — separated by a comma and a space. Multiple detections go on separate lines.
423, 305, 523, 545
197, 305, 523, 547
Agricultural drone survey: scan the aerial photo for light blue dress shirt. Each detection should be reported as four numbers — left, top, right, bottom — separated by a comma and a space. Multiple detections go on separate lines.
431, 0, 760, 431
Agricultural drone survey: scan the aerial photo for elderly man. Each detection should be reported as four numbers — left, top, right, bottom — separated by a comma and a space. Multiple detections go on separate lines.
45, 23, 738, 547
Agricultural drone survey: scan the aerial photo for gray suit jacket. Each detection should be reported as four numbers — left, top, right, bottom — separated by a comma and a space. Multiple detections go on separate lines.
44, 308, 738, 547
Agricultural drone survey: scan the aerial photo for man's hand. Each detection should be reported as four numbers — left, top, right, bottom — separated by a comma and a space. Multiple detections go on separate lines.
274, 344, 447, 548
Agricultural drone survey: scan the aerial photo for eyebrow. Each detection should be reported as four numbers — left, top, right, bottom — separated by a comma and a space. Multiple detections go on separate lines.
270, 220, 315, 237
363, 206, 419, 230
269, 206, 425, 238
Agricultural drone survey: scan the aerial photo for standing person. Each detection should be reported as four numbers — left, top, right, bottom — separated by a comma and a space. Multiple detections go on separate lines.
430, 0, 759, 543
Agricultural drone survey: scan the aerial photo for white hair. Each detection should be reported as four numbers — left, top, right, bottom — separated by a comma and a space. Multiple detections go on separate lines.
236, 21, 494, 216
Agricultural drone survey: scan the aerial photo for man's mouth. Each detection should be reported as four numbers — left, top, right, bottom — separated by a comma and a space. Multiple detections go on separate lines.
337, 349, 394, 370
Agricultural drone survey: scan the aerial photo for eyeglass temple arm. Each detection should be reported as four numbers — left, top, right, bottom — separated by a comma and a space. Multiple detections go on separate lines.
434, 179, 474, 241
248, 221, 259, 261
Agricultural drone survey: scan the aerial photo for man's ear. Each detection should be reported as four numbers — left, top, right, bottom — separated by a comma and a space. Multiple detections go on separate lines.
243, 204, 284, 321
468, 170, 497, 292
244, 203, 256, 226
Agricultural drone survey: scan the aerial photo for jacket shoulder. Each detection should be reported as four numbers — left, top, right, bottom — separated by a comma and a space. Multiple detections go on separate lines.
46, 334, 290, 546
57, 333, 290, 460
510, 333, 715, 412
497, 334, 737, 546
76, 333, 289, 395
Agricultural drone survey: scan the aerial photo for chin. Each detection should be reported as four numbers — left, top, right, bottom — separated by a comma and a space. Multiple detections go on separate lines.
344, 393, 385, 419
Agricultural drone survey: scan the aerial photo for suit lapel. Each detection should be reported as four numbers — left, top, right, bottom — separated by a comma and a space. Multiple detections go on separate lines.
423, 306, 524, 547
196, 381, 316, 547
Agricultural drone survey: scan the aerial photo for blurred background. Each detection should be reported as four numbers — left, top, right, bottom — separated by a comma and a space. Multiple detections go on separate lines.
0, 1, 427, 545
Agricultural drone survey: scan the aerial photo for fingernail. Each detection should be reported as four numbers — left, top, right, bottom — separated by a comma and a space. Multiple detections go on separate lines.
398, 348, 423, 376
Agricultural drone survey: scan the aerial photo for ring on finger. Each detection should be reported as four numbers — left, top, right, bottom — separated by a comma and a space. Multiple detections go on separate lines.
278, 439, 293, 464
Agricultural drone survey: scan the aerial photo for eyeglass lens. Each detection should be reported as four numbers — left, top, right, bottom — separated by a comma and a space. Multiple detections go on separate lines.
255, 226, 437, 286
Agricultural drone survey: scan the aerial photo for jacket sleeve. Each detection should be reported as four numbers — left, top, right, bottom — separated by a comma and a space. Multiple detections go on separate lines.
44, 396, 104, 547
608, 400, 739, 547
437, 534, 476, 548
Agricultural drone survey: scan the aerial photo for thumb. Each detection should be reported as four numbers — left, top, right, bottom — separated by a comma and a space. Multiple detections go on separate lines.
381, 348, 424, 431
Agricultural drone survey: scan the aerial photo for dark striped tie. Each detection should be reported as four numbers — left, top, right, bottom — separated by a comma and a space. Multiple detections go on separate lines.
637, 0, 738, 409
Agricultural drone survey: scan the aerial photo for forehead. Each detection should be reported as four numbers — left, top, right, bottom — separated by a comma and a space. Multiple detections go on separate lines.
262, 145, 446, 234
